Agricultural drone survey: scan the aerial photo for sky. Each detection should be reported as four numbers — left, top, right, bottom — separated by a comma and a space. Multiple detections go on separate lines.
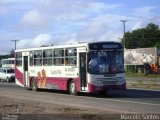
0, 0, 160, 54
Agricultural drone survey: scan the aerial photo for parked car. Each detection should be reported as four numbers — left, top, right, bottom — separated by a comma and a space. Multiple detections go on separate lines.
0, 67, 15, 82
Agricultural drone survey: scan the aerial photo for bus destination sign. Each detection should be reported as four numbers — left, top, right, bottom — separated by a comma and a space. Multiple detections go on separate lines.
89, 42, 122, 50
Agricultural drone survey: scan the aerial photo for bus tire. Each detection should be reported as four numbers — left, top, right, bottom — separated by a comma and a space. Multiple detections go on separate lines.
99, 91, 107, 96
69, 80, 77, 95
31, 79, 38, 91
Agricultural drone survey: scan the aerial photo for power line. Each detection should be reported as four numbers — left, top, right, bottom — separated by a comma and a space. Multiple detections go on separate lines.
120, 20, 127, 48
11, 40, 19, 50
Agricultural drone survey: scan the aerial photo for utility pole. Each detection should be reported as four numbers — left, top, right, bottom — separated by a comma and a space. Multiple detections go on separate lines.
11, 40, 19, 50
120, 20, 127, 48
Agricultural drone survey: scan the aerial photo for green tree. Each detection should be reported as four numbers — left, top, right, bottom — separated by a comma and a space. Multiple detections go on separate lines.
155, 42, 160, 48
0, 49, 14, 60
122, 23, 160, 49
9, 49, 15, 57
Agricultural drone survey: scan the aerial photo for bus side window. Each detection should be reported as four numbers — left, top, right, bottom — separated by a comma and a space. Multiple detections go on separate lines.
30, 51, 34, 66
65, 48, 77, 66
53, 49, 64, 66
43, 49, 52, 66
34, 50, 42, 66
16, 53, 22, 66
64, 58, 68, 66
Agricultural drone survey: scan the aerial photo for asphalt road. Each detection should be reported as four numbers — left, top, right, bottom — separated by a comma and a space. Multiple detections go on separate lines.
0, 82, 160, 114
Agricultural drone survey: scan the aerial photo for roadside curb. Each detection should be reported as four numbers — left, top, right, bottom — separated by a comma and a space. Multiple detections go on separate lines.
128, 88, 160, 92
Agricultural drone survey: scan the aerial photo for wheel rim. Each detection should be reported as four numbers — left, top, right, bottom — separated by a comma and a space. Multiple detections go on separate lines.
70, 82, 76, 94
32, 80, 37, 90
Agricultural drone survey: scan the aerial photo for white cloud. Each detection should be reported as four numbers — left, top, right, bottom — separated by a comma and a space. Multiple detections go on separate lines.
0, 0, 20, 4
0, 0, 159, 54
89, 2, 122, 13
20, 0, 89, 28
0, 0, 40, 14
0, 0, 38, 4
131, 21, 143, 31
33, 34, 53, 46
17, 34, 54, 49
0, 6, 6, 13
133, 6, 155, 17
21, 10, 51, 29
18, 12, 127, 49
76, 21, 107, 41
19, 0, 123, 30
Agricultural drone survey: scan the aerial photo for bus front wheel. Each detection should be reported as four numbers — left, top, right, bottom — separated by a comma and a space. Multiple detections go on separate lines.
69, 80, 77, 95
31, 79, 38, 91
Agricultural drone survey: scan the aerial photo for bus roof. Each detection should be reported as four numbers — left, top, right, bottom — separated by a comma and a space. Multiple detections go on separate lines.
2, 58, 14, 60
15, 42, 89, 52
15, 41, 120, 53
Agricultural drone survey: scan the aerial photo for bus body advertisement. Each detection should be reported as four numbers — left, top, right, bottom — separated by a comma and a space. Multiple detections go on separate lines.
15, 42, 126, 95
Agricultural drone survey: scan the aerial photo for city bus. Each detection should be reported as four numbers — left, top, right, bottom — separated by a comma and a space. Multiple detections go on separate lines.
2, 58, 15, 68
15, 41, 126, 95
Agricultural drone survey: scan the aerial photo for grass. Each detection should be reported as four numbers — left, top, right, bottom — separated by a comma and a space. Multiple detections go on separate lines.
126, 72, 160, 78
126, 72, 160, 90
127, 83, 160, 90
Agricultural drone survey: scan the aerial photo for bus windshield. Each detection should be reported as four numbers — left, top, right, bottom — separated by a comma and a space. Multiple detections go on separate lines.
88, 50, 124, 74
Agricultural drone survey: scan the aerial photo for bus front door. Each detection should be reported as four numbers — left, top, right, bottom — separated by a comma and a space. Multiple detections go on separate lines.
23, 56, 29, 87
79, 53, 87, 91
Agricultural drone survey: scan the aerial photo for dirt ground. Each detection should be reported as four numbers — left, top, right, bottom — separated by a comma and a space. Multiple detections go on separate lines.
0, 96, 118, 120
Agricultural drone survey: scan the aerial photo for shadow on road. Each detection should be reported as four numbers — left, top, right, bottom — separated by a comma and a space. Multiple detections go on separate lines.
1, 82, 159, 99
37, 88, 160, 99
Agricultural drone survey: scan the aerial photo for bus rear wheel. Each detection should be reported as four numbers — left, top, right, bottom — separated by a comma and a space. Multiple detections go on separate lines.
31, 79, 38, 91
69, 80, 77, 95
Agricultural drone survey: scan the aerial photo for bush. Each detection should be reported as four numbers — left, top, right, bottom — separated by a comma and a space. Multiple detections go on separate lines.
125, 65, 138, 73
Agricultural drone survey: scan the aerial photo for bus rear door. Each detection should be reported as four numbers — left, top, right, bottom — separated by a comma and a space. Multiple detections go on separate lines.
22, 52, 29, 87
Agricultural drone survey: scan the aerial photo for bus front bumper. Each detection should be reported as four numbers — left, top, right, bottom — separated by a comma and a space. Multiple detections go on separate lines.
88, 83, 126, 93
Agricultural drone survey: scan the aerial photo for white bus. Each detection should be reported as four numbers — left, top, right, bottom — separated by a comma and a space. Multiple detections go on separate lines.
2, 58, 15, 68
15, 42, 126, 95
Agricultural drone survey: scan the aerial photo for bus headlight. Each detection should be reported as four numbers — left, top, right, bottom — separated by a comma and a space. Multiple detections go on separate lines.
96, 81, 103, 87
117, 78, 125, 85
92, 80, 103, 87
